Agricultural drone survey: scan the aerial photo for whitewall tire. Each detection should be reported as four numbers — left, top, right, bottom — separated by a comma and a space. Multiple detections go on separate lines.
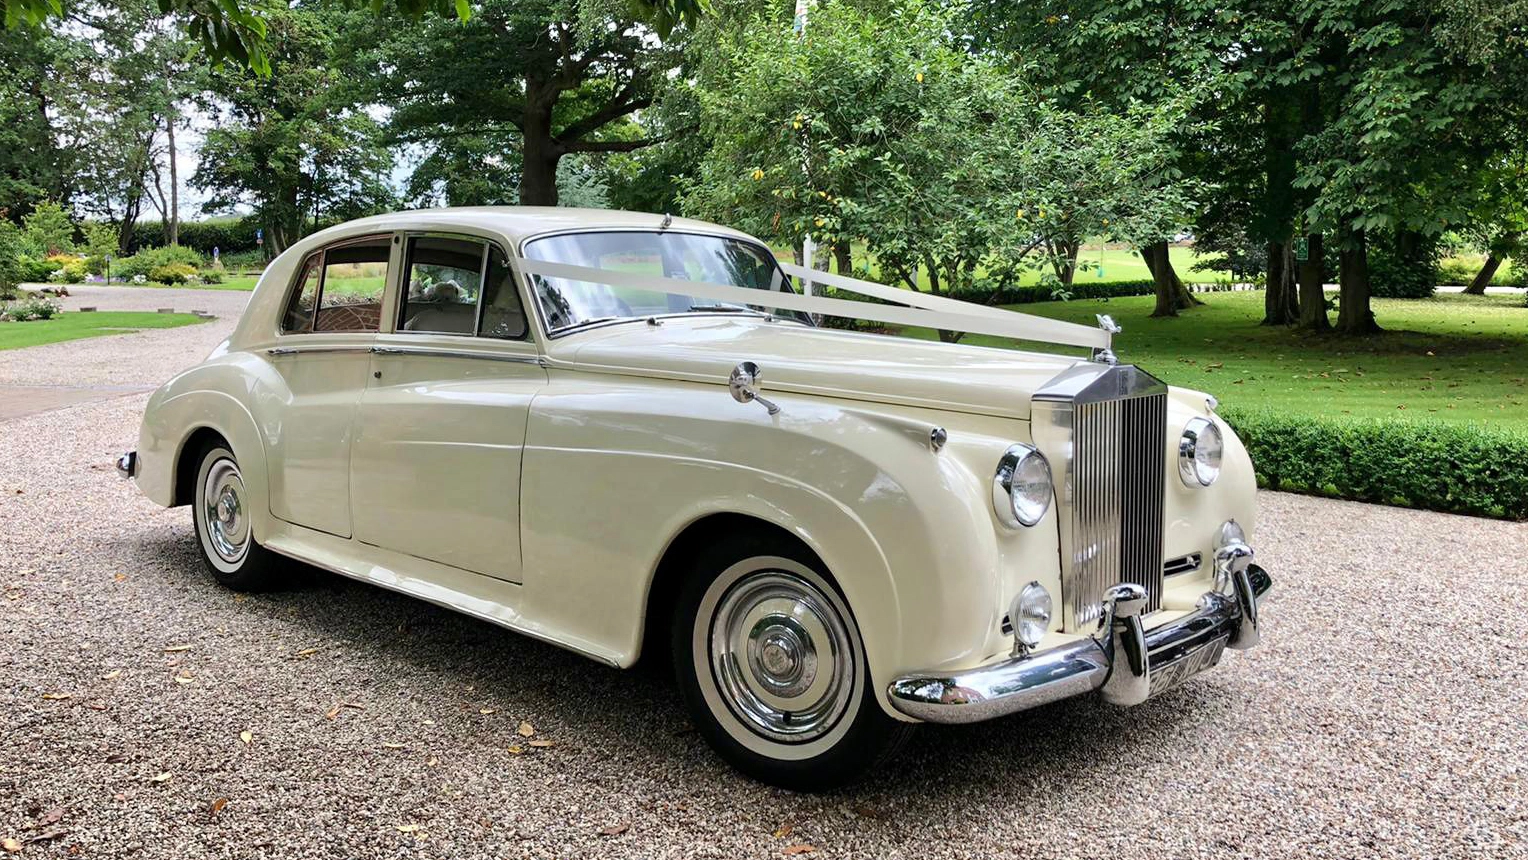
672, 533, 913, 790
191, 443, 281, 590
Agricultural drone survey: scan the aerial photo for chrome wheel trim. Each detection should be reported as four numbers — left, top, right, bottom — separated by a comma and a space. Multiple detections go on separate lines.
693, 557, 864, 760
197, 449, 249, 572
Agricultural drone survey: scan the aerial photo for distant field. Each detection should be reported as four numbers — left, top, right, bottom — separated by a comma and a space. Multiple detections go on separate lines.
895, 291, 1527, 424
0, 311, 206, 351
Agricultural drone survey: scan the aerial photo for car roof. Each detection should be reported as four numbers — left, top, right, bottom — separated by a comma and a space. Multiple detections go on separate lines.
302, 206, 758, 250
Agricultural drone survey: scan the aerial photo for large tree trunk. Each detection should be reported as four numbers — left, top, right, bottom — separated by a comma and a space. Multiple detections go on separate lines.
1336, 226, 1380, 335
1143, 241, 1201, 317
1297, 232, 1330, 330
1463, 253, 1501, 295
519, 95, 561, 206
1262, 240, 1299, 325
1048, 237, 1080, 287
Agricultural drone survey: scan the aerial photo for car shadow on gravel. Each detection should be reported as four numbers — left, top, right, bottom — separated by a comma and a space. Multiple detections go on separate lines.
129, 529, 1210, 809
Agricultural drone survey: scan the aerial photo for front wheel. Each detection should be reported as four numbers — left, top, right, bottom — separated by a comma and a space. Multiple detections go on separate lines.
671, 536, 913, 791
191, 443, 282, 591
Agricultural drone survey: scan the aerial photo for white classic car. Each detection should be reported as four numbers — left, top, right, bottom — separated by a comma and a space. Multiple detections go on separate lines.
119, 207, 1271, 790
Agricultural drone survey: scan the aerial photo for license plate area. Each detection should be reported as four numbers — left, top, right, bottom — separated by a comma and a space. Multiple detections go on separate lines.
1148, 635, 1227, 697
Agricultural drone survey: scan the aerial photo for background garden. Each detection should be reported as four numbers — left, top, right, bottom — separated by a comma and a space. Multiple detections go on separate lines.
1, 0, 1524, 518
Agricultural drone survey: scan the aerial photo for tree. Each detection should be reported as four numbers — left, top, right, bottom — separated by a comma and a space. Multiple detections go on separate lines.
193, 6, 395, 256
685, 1, 1199, 338
372, 0, 685, 206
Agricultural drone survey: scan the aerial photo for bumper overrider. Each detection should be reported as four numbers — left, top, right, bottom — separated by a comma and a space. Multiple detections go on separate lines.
887, 540, 1272, 724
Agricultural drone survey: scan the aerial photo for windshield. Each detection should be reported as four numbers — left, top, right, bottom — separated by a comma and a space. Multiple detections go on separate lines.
522, 230, 805, 333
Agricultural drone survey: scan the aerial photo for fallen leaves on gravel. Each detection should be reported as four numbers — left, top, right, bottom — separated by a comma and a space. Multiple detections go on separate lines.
38, 809, 62, 826
1, 837, 21, 853
324, 701, 364, 719
149, 773, 171, 784
772, 824, 793, 839
478, 707, 497, 715
173, 672, 194, 685
239, 731, 252, 745
40, 693, 70, 701
517, 721, 534, 737
162, 645, 192, 653
208, 798, 227, 818
527, 739, 554, 748
101, 670, 120, 680
291, 648, 320, 659
599, 823, 629, 837
394, 825, 422, 834
506, 745, 524, 755
782, 846, 817, 856
113, 574, 127, 583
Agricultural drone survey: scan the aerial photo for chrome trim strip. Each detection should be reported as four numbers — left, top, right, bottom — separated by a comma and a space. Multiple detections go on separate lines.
368, 345, 544, 365
1163, 552, 1203, 577
266, 345, 374, 356
886, 565, 1272, 724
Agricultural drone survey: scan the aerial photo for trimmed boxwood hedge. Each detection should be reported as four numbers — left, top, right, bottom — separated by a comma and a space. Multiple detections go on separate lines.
1221, 407, 1528, 520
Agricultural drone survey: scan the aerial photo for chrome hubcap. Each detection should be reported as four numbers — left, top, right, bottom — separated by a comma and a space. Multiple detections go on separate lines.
202, 458, 249, 564
710, 571, 853, 743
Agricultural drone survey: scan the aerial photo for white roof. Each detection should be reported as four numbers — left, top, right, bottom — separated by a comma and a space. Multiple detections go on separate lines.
302, 206, 756, 250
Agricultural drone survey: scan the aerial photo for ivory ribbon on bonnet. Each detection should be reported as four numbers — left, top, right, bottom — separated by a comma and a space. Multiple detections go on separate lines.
515, 258, 1112, 351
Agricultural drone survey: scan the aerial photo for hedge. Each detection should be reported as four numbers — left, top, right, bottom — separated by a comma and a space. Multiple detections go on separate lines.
128, 219, 261, 256
1221, 407, 1528, 520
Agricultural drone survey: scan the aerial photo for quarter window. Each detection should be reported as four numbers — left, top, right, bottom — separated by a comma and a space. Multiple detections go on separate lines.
279, 236, 390, 334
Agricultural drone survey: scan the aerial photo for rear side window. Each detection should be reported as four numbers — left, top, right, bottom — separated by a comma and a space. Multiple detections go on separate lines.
279, 236, 391, 334
397, 236, 527, 340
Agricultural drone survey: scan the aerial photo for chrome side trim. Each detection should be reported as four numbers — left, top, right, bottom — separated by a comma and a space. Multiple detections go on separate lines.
1163, 552, 1203, 577
368, 345, 544, 365
886, 564, 1272, 724
266, 345, 374, 356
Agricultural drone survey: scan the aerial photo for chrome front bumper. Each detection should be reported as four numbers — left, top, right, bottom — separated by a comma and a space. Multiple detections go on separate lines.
887, 560, 1272, 724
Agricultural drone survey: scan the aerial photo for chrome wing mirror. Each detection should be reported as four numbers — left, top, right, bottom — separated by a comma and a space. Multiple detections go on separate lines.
729, 361, 781, 416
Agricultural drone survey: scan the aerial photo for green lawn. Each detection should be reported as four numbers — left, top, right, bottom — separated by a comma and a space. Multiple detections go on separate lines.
0, 311, 207, 350
898, 291, 1528, 424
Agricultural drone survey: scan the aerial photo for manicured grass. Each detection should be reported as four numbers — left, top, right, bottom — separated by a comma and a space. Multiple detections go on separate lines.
895, 291, 1528, 424
0, 311, 207, 351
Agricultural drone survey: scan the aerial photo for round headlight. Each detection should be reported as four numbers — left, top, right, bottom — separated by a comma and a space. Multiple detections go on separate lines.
1178, 417, 1223, 487
1011, 581, 1052, 649
992, 444, 1052, 528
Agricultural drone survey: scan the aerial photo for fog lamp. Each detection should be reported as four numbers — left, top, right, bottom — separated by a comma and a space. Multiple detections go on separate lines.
1010, 581, 1052, 653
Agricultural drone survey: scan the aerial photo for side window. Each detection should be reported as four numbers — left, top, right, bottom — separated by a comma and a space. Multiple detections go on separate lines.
278, 237, 389, 335
281, 254, 322, 333
478, 245, 528, 340
315, 238, 389, 332
399, 236, 487, 335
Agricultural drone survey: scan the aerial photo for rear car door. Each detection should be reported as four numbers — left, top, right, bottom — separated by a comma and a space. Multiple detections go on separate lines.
349, 233, 544, 583
264, 234, 393, 538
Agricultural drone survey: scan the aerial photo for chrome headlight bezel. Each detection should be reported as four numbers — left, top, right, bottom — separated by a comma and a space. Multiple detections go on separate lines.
1178, 416, 1223, 487
992, 444, 1053, 528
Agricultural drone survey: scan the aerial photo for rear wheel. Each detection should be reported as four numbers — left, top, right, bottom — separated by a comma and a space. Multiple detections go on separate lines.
191, 443, 281, 591
671, 534, 913, 791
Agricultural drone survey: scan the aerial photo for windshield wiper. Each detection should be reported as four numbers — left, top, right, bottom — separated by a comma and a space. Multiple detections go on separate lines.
557, 315, 633, 333
688, 303, 767, 314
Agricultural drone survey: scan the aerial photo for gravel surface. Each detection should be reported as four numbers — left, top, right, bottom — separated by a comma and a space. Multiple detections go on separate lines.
1, 314, 1524, 859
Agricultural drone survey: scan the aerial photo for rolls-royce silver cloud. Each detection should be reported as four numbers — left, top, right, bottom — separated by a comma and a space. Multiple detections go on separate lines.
118, 207, 1271, 790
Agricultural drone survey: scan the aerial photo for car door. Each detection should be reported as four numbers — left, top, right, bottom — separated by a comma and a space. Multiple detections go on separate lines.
349, 233, 545, 583
264, 234, 394, 538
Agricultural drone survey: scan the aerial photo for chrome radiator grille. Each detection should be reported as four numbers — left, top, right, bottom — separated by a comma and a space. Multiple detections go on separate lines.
1031, 364, 1168, 632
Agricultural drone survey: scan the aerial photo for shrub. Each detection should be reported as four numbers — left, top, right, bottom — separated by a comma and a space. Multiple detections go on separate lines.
20, 201, 75, 257
1436, 257, 1477, 286
149, 262, 198, 285
0, 296, 62, 321
1222, 407, 1528, 520
1368, 231, 1440, 298
0, 220, 21, 299
198, 268, 224, 284
115, 245, 205, 283
46, 254, 87, 283
14, 255, 55, 284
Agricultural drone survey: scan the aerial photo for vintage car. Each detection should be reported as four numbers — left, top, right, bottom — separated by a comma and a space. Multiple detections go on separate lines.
118, 207, 1271, 790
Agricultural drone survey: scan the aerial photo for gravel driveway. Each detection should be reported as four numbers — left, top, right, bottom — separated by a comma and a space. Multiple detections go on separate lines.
1, 306, 1524, 859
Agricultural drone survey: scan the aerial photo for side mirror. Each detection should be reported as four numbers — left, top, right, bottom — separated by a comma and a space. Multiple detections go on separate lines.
728, 361, 780, 415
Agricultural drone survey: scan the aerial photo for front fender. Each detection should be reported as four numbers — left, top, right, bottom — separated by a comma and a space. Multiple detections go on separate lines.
518, 378, 1058, 717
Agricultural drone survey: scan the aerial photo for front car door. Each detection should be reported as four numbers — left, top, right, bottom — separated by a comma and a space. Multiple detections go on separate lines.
265, 234, 394, 538
349, 233, 544, 583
